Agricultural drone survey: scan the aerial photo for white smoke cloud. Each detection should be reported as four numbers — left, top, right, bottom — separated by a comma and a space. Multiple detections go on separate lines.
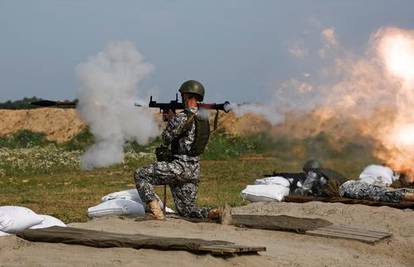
76, 41, 160, 170
231, 103, 284, 125
234, 78, 319, 125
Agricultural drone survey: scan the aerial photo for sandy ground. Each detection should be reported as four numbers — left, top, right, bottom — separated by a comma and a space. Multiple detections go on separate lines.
1, 201, 413, 267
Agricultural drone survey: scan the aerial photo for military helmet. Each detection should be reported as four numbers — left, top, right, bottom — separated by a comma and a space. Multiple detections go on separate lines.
179, 80, 205, 101
303, 159, 322, 172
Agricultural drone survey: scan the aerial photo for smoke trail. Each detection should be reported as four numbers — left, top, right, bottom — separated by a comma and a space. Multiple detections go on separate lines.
76, 41, 160, 170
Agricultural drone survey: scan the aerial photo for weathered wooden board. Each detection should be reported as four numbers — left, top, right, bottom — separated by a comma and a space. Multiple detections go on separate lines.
231, 214, 391, 244
231, 214, 332, 233
306, 224, 391, 244
199, 244, 266, 255
285, 195, 414, 209
321, 224, 390, 238
16, 226, 266, 256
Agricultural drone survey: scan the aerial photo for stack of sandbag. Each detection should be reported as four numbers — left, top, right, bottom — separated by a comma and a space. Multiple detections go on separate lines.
359, 165, 398, 187
0, 206, 66, 236
240, 176, 291, 202
88, 189, 174, 218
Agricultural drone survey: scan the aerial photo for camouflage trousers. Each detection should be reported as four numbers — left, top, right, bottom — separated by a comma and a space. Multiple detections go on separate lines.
134, 159, 209, 218
339, 180, 406, 203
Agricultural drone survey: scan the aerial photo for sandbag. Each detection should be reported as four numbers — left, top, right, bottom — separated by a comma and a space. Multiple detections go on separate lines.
240, 184, 290, 202
0, 209, 12, 236
0, 206, 44, 233
101, 189, 174, 213
0, 211, 13, 231
254, 176, 291, 187
88, 199, 145, 218
101, 189, 143, 203
0, 231, 11, 237
30, 215, 66, 229
359, 165, 396, 187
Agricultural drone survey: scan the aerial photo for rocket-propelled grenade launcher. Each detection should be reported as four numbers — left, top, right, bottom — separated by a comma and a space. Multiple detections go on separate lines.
31, 96, 232, 115
31, 95, 232, 129
148, 94, 232, 120
147, 94, 232, 129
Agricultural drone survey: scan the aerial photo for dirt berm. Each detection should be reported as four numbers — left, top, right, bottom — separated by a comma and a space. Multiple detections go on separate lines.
0, 108, 273, 142
0, 108, 85, 142
0, 107, 390, 146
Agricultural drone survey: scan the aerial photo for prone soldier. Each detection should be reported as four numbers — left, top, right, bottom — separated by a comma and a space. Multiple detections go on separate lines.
339, 180, 414, 203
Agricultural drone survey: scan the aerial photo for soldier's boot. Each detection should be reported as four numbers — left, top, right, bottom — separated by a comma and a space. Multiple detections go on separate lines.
207, 204, 232, 225
207, 208, 220, 220
403, 192, 414, 202
146, 200, 165, 220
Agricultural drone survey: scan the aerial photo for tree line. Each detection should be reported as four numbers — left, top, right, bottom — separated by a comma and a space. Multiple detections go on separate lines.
0, 97, 42, 109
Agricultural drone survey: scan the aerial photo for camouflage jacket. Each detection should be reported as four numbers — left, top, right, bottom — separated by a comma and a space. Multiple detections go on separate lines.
161, 107, 198, 162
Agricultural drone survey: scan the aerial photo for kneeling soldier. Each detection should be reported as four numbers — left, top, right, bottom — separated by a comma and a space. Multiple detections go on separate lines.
134, 80, 220, 220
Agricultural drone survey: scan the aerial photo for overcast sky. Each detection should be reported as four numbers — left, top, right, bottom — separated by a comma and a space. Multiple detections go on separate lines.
1, 0, 414, 103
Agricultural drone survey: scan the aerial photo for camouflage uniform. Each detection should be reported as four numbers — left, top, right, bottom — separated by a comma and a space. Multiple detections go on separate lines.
134, 107, 209, 218
299, 169, 346, 197
339, 180, 411, 203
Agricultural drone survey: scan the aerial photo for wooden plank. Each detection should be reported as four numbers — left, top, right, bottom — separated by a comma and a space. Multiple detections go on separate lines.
306, 225, 391, 244
306, 229, 380, 244
198, 244, 266, 255
231, 214, 391, 244
16, 226, 265, 256
231, 214, 332, 233
336, 224, 390, 235
321, 225, 383, 236
306, 228, 380, 242
284, 195, 414, 209
309, 226, 390, 239
323, 225, 391, 238
306, 230, 377, 244
322, 228, 388, 239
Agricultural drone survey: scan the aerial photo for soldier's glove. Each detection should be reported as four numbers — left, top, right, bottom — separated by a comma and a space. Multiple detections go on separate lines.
155, 145, 172, 162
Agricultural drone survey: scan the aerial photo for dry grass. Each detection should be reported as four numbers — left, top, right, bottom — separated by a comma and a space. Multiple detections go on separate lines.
0, 130, 378, 223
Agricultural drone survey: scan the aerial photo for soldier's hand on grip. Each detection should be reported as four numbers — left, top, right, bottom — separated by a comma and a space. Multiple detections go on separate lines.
155, 145, 173, 162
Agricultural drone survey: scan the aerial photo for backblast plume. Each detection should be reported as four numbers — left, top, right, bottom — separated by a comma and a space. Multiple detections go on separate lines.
76, 41, 160, 170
